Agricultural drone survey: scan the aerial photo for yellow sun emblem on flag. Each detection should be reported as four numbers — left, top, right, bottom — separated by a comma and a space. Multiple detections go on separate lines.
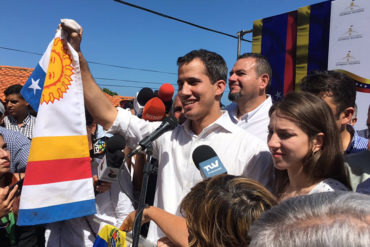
41, 38, 74, 104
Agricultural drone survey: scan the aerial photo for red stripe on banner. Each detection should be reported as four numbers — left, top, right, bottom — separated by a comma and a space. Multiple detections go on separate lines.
24, 157, 92, 185
283, 11, 297, 94
356, 88, 370, 93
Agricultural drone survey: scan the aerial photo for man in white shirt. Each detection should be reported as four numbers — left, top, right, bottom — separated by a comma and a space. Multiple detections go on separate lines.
226, 53, 273, 142
61, 21, 273, 243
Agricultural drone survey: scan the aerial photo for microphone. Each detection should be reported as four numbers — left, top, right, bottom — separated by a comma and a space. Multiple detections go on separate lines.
142, 97, 165, 121
192, 145, 227, 179
158, 83, 174, 103
97, 135, 126, 182
128, 116, 178, 158
133, 88, 154, 116
158, 83, 174, 114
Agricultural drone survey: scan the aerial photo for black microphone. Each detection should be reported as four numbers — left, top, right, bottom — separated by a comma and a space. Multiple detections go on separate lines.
97, 135, 126, 182
128, 116, 178, 158
137, 87, 154, 106
192, 145, 227, 179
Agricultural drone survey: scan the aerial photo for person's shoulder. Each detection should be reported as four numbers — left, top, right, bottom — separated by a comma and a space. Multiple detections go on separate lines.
321, 178, 349, 192
229, 124, 269, 151
0, 126, 29, 140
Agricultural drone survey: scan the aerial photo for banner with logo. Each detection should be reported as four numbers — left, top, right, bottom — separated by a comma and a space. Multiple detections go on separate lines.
328, 0, 370, 130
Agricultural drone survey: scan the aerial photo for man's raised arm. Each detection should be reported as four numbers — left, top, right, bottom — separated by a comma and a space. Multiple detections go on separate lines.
61, 19, 117, 130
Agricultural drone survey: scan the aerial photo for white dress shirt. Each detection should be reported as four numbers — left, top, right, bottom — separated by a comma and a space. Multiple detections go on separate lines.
109, 108, 273, 242
226, 95, 273, 142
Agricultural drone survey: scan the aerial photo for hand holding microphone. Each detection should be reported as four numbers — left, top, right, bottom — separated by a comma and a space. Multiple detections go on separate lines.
128, 116, 178, 158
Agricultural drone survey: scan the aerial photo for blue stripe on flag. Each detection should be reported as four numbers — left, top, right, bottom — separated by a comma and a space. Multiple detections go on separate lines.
307, 1, 331, 73
21, 63, 46, 112
17, 199, 96, 225
261, 13, 288, 101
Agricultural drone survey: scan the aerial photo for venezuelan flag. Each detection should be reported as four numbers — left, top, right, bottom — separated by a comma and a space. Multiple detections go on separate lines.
295, 1, 331, 89
18, 28, 96, 225
252, 11, 297, 102
93, 225, 127, 247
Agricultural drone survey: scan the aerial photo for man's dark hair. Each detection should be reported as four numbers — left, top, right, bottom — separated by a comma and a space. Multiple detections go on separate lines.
4, 84, 24, 99
238, 53, 272, 87
301, 70, 356, 117
177, 49, 228, 84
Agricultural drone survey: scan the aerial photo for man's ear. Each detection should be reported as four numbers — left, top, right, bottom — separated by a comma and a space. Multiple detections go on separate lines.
312, 132, 325, 153
259, 73, 269, 90
214, 80, 226, 97
340, 107, 354, 125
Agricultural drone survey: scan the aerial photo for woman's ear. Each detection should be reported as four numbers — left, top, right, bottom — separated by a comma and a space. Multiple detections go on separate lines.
312, 133, 325, 153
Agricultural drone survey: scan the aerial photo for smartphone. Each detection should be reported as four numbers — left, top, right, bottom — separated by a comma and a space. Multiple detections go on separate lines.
9, 178, 24, 196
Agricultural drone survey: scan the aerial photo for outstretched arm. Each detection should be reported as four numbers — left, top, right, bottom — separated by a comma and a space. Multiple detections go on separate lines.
120, 206, 189, 247
60, 20, 117, 130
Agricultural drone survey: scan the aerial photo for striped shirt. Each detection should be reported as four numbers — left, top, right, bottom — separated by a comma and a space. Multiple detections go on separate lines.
0, 127, 30, 172
3, 114, 36, 139
345, 124, 369, 154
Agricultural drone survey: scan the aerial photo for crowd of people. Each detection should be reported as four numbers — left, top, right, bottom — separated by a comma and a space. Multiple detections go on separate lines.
0, 19, 369, 246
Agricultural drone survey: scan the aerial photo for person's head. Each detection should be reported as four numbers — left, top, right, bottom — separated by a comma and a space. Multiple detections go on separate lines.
249, 191, 370, 247
181, 174, 277, 247
4, 84, 29, 120
0, 134, 11, 176
268, 92, 350, 195
228, 53, 272, 103
171, 94, 186, 124
300, 70, 356, 131
176, 49, 227, 123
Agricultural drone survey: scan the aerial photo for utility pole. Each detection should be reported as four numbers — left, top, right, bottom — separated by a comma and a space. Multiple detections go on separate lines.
236, 30, 252, 58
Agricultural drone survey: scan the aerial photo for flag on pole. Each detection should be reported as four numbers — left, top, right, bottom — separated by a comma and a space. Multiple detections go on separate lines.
18, 28, 96, 225
252, 11, 297, 102
295, 1, 331, 89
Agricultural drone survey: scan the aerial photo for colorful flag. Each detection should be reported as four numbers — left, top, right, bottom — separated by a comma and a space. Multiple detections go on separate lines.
295, 1, 331, 89
18, 28, 96, 225
93, 225, 127, 247
252, 11, 297, 102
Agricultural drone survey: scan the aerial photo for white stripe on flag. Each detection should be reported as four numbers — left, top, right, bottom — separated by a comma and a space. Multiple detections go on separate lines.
20, 178, 95, 209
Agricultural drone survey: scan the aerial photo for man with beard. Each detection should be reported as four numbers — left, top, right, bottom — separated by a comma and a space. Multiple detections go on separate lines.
226, 53, 272, 141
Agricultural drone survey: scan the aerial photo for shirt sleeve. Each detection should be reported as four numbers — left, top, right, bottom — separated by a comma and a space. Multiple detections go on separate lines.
107, 108, 162, 155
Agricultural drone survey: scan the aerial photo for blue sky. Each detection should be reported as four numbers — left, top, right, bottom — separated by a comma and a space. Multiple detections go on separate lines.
1, 0, 324, 105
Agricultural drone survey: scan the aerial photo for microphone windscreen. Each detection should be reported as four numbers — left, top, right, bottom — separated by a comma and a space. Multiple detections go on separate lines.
158, 83, 174, 102
137, 88, 154, 106
142, 97, 166, 121
164, 99, 173, 114
106, 135, 126, 152
192, 145, 217, 170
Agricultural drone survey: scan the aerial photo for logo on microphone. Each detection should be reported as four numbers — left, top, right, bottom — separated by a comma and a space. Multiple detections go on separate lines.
199, 157, 227, 178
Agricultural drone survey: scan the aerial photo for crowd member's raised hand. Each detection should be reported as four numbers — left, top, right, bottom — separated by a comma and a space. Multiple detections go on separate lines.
0, 185, 18, 218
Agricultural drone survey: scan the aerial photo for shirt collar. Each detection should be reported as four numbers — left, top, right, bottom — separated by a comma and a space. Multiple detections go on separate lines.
345, 124, 366, 154
228, 95, 272, 122
183, 111, 235, 137
7, 114, 32, 125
